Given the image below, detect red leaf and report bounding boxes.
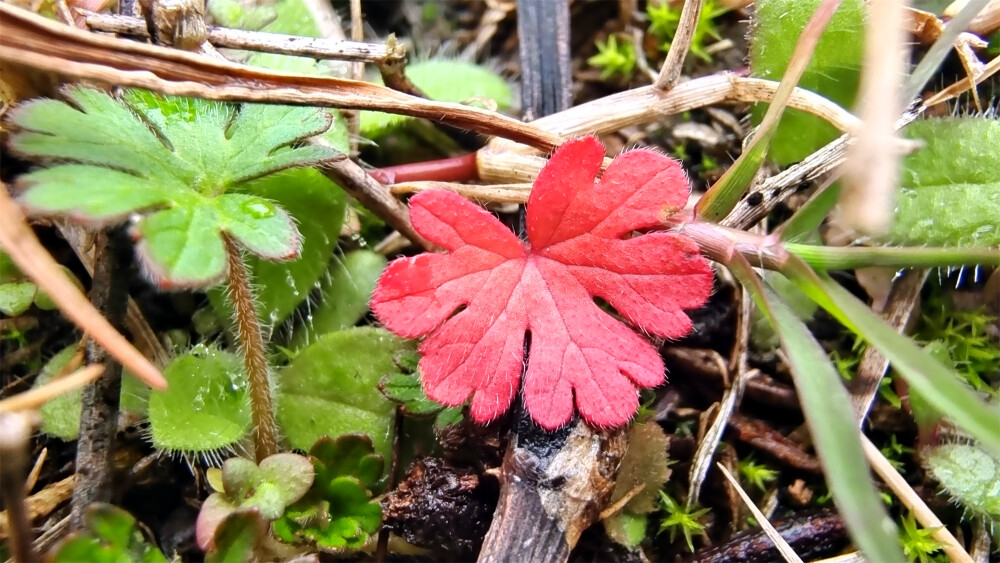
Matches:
[372,137,713,429]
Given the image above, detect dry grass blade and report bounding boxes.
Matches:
[860,436,973,563]
[390,181,532,204]
[839,0,909,236]
[716,462,804,563]
[0,186,165,389]
[0,364,104,413]
[0,3,563,152]
[922,54,1000,108]
[82,11,403,65]
[655,0,705,91]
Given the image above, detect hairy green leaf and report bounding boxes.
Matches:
[276,328,409,463]
[892,117,1000,247]
[8,86,338,287]
[147,347,251,454]
[286,249,386,350]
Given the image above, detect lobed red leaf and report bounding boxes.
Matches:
[371,137,713,429]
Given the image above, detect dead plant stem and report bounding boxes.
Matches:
[655,0,704,90]
[224,237,277,462]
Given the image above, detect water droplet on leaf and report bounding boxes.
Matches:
[242,200,276,219]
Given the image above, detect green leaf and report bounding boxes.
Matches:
[18,166,174,222]
[33,345,83,440]
[891,118,1000,247]
[922,442,1000,520]
[750,0,864,166]
[147,347,251,454]
[286,249,386,350]
[135,204,229,287]
[0,281,37,317]
[379,372,446,416]
[275,327,410,464]
[604,512,648,549]
[360,60,514,137]
[729,258,904,562]
[607,422,671,514]
[9,86,340,288]
[213,193,300,260]
[50,504,167,563]
[205,510,267,563]
[209,167,347,328]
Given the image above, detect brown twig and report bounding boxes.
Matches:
[82,10,403,65]
[655,0,705,91]
[71,229,130,528]
[312,140,431,250]
[223,237,277,462]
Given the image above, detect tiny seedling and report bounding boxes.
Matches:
[195,452,315,550]
[588,34,637,81]
[273,435,384,550]
[49,503,167,563]
[657,491,710,553]
[646,0,728,62]
[897,512,947,563]
[737,457,779,492]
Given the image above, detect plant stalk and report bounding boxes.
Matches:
[224,237,277,462]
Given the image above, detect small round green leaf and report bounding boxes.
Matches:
[0,281,37,317]
[147,347,251,454]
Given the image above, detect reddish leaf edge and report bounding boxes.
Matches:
[372,136,713,430]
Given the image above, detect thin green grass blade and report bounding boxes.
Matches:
[785,243,1000,270]
[729,256,903,563]
[784,259,1000,456]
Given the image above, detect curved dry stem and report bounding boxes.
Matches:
[0,3,563,152]
[0,185,165,390]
